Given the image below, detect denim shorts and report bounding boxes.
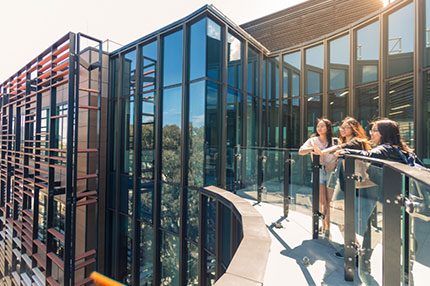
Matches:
[319,169,332,186]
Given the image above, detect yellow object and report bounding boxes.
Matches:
[90,272,126,286]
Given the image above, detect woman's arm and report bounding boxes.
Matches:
[319,145,341,155]
[299,138,314,155]
[338,145,389,160]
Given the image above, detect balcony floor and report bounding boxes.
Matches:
[249,200,363,286]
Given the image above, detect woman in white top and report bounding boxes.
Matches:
[299,118,338,238]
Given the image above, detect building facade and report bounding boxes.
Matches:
[1,0,430,285]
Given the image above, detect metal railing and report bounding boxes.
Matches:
[232,145,430,285]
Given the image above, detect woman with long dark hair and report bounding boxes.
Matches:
[339,118,425,284]
[299,118,338,237]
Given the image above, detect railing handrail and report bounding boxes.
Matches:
[344,154,430,186]
[233,145,299,152]
[202,186,271,286]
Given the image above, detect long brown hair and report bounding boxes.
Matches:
[340,117,371,150]
[314,118,334,147]
[372,118,413,153]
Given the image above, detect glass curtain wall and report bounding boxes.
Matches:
[386,2,414,147]
[328,34,349,127]
[305,44,323,138]
[423,0,430,165]
[355,20,379,133]
[266,57,279,147]
[282,51,301,148]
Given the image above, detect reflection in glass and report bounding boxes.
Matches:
[189,81,205,187]
[425,0,430,66]
[329,34,349,90]
[119,175,133,216]
[356,21,379,84]
[305,95,322,138]
[205,197,216,254]
[118,215,132,284]
[187,188,199,242]
[267,57,279,147]
[162,86,182,183]
[387,3,414,78]
[141,41,157,93]
[122,50,136,97]
[328,90,348,125]
[221,205,231,269]
[226,88,241,187]
[142,91,155,179]
[355,84,379,134]
[161,183,180,233]
[247,95,258,146]
[407,180,430,284]
[356,165,383,286]
[161,231,179,285]
[424,71,430,164]
[187,242,199,286]
[283,97,300,148]
[283,51,301,98]
[207,18,222,81]
[189,18,206,81]
[306,45,323,94]
[228,33,242,88]
[205,82,220,186]
[140,223,153,285]
[247,47,259,95]
[163,30,183,87]
[386,76,414,147]
[140,180,153,223]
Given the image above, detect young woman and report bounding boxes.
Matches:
[339,118,423,165]
[339,118,425,284]
[299,118,338,237]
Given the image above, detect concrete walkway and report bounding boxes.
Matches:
[249,200,362,286]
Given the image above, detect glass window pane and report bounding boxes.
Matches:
[207,18,222,81]
[186,188,199,242]
[247,47,259,94]
[189,81,205,187]
[283,97,300,148]
[205,197,216,254]
[227,33,242,88]
[247,95,258,147]
[119,175,133,216]
[162,86,182,184]
[283,51,301,98]
[329,34,349,90]
[110,100,117,172]
[161,183,180,233]
[160,231,179,285]
[268,56,279,100]
[187,242,199,286]
[425,0,430,66]
[122,50,136,97]
[355,84,379,134]
[305,95,322,138]
[356,21,379,84]
[205,82,220,186]
[141,41,157,93]
[140,223,153,285]
[140,180,153,223]
[142,91,155,180]
[163,30,183,87]
[226,88,241,186]
[221,205,231,267]
[305,44,323,95]
[386,76,414,147]
[122,96,134,174]
[328,90,348,125]
[387,3,414,78]
[118,215,132,284]
[189,18,206,81]
[266,100,279,148]
[423,71,430,164]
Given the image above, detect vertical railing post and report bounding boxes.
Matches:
[344,156,355,281]
[382,166,402,286]
[312,155,320,239]
[257,148,263,203]
[283,150,290,217]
